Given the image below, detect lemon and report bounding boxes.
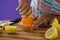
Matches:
[53,24,60,32]
[51,18,60,31]
[28,14,32,17]
[45,27,58,40]
[51,18,58,27]
[5,26,17,33]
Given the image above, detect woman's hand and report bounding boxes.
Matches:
[16,0,32,17]
[32,14,59,29]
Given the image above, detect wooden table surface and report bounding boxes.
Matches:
[0,26,60,40]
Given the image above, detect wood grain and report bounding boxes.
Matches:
[0,26,60,40]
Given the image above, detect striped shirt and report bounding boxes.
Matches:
[30,0,60,18]
[30,0,38,18]
[52,0,60,14]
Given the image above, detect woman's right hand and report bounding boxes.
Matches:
[16,0,32,17]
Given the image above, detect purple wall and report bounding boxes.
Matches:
[0,0,31,20]
[0,0,21,20]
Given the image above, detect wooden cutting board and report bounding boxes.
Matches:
[0,26,60,40]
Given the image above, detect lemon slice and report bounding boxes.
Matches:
[45,27,58,40]
[5,26,17,33]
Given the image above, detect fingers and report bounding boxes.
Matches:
[16,0,23,10]
[32,21,44,30]
[20,7,30,15]
[32,15,49,29]
[16,1,32,17]
[16,2,26,11]
[25,8,32,17]
[17,4,31,16]
[35,21,44,28]
[19,4,27,12]
[16,4,22,11]
[20,6,32,17]
[32,17,43,29]
[20,7,28,15]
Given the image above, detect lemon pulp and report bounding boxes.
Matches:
[45,27,58,40]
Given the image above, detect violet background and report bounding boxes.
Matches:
[0,0,31,20]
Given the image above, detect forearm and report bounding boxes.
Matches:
[19,0,29,3]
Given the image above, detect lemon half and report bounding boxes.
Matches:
[45,27,58,40]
